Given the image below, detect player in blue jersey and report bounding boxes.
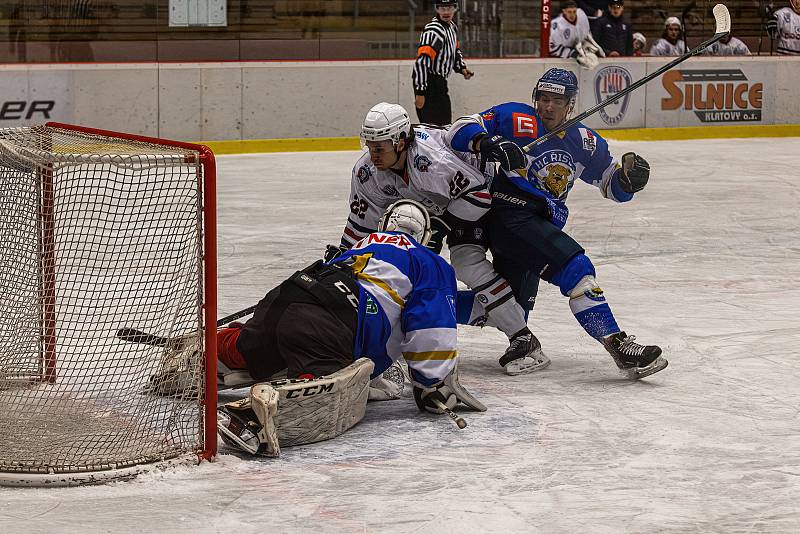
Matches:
[446,67,668,379]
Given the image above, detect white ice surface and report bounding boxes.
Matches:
[2,138,800,533]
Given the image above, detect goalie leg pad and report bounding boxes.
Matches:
[217,358,374,456]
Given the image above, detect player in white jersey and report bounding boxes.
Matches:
[549,0,605,69]
[330,102,549,375]
[767,1,800,55]
[650,17,686,56]
[702,34,751,56]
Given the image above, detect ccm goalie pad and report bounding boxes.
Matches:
[217,358,374,457]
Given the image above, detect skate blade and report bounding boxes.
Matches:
[504,354,552,376]
[624,356,668,380]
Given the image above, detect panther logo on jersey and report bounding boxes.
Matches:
[543,164,572,197]
[414,155,432,172]
[357,165,372,184]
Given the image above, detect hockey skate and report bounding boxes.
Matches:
[498,330,551,376]
[602,331,668,379]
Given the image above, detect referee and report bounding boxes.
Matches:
[412,0,474,126]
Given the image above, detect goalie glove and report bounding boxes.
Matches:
[583,34,606,57]
[617,152,651,193]
[478,134,526,172]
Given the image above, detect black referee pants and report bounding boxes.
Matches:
[416,74,452,126]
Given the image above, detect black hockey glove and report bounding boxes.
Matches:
[324,244,347,263]
[413,382,457,414]
[618,152,650,193]
[766,17,778,39]
[478,134,526,172]
[426,216,451,254]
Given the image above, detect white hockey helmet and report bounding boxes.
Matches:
[361,103,412,147]
[664,16,682,28]
[632,32,646,47]
[377,199,432,246]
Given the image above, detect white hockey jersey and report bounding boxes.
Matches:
[341,125,492,248]
[549,9,593,58]
[650,37,687,56]
[702,36,751,56]
[773,7,800,55]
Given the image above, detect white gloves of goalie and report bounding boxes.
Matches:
[575,36,605,70]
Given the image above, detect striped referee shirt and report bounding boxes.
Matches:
[412,16,467,94]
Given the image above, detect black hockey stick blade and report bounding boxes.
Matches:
[116,327,171,347]
[520,3,731,155]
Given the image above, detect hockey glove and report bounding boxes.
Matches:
[479,134,526,172]
[618,152,650,193]
[766,17,778,39]
[324,244,348,263]
[427,216,451,254]
[413,382,457,414]
[544,197,569,230]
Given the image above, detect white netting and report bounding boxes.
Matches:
[0,125,213,484]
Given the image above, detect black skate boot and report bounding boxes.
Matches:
[499,329,551,376]
[602,331,668,379]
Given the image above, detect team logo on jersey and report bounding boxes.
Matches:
[382,185,400,197]
[543,164,572,197]
[415,130,429,140]
[480,110,495,121]
[578,127,597,153]
[594,66,633,126]
[414,155,432,172]
[531,150,575,198]
[512,112,538,138]
[357,164,373,184]
[364,294,379,315]
[564,28,571,39]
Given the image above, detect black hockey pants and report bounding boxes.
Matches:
[416,74,452,126]
[236,261,359,380]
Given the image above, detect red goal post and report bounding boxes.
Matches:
[0,123,217,486]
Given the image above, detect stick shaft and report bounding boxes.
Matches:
[432,398,467,429]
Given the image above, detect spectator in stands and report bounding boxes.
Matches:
[703,33,751,56]
[632,32,647,56]
[650,17,686,56]
[577,0,607,18]
[591,0,633,56]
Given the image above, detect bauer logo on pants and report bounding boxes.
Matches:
[593,66,632,126]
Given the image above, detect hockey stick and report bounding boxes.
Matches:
[432,398,468,429]
[520,3,731,154]
[116,305,258,348]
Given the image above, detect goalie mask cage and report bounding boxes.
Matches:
[0,123,217,487]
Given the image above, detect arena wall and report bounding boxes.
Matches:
[1,57,798,143]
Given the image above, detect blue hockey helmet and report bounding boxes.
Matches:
[532,68,579,104]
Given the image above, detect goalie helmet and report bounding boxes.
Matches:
[361,103,412,147]
[377,199,432,246]
[532,68,579,105]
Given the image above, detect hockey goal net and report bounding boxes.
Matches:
[0,123,217,486]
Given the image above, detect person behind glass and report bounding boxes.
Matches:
[632,32,647,56]
[591,0,633,56]
[650,17,686,56]
[703,33,751,56]
[412,0,474,126]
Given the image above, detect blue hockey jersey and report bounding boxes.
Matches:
[448,102,634,225]
[331,232,458,388]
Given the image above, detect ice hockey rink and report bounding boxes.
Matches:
[1,136,798,533]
